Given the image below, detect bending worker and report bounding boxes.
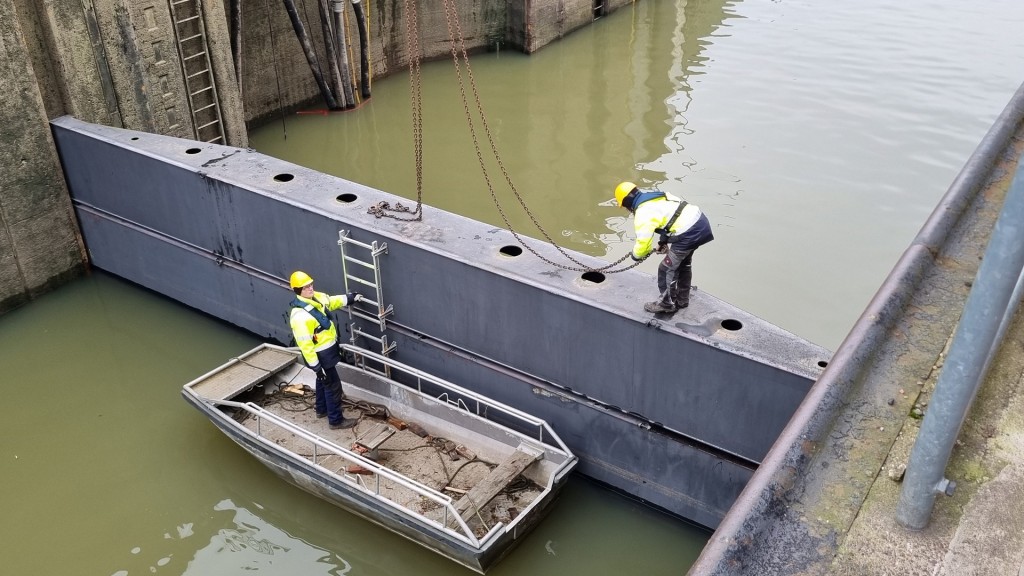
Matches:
[288,270,362,429]
[615,182,714,314]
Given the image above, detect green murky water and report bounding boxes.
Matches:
[4,0,1024,574]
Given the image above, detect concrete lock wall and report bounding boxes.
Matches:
[2,0,248,314]
[234,0,623,124]
[0,0,88,314]
[52,116,831,527]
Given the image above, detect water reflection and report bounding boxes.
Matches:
[250,0,743,259]
[6,0,1024,574]
[251,0,1024,349]
[181,499,351,575]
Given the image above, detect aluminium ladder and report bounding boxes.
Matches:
[168,0,226,144]
[338,230,396,374]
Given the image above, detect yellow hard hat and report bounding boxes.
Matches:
[289,270,314,289]
[614,182,638,207]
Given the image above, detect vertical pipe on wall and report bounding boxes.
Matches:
[330,0,356,108]
[230,0,243,93]
[350,0,371,99]
[282,0,339,109]
[317,0,346,107]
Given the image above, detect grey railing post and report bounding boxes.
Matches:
[895,157,1024,530]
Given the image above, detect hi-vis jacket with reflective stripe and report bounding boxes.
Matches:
[630,191,702,260]
[289,291,353,366]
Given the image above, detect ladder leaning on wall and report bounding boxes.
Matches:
[168,0,226,144]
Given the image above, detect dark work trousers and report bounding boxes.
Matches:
[657,213,714,306]
[313,340,346,425]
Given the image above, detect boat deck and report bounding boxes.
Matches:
[232,385,546,537]
[190,347,295,401]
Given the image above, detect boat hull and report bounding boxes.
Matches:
[181,344,577,573]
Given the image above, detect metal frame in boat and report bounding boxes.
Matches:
[182,343,577,573]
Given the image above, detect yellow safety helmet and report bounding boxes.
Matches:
[614,181,638,207]
[289,270,314,289]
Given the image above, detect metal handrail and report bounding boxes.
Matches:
[339,343,574,456]
[896,155,1024,529]
[211,396,483,547]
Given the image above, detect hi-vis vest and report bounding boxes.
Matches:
[289,292,347,366]
[630,191,702,260]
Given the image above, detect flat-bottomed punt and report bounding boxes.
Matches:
[182,343,577,573]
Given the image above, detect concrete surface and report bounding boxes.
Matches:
[689,82,1024,574]
[830,301,1024,576]
[0,0,87,315]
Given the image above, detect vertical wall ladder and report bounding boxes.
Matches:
[338,230,396,371]
[168,0,226,144]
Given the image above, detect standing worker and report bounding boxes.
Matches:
[288,271,362,429]
[615,182,714,314]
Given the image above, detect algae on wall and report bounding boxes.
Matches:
[0,0,87,315]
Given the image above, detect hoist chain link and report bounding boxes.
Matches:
[377,0,644,273]
[371,0,424,222]
[441,0,644,273]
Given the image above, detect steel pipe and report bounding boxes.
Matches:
[896,156,1024,530]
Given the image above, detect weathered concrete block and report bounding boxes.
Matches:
[0,0,87,314]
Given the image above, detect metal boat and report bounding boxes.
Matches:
[182,343,577,573]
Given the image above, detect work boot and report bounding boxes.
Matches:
[645,285,677,314]
[643,297,675,311]
[329,417,358,430]
[643,300,677,314]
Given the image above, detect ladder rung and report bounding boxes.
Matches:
[342,255,375,270]
[205,136,225,143]
[339,236,379,251]
[353,329,396,355]
[190,86,214,97]
[193,102,217,113]
[176,15,200,25]
[196,119,221,130]
[186,68,210,79]
[172,0,193,5]
[183,51,207,61]
[347,276,378,289]
[180,33,203,43]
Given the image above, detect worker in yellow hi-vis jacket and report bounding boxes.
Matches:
[288,270,361,429]
[615,182,714,314]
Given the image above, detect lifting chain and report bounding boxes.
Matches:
[374,0,649,273]
[369,0,424,222]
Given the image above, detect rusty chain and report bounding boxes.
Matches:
[370,0,423,221]
[372,0,647,273]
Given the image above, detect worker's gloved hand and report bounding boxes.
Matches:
[308,362,322,374]
[656,243,669,254]
[346,292,363,304]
